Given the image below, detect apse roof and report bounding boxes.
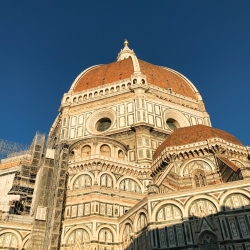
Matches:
[153,124,244,160]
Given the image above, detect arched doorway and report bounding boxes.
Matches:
[198,231,219,250]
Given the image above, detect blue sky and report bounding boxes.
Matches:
[0,1,250,146]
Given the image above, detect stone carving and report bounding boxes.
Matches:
[0,233,18,248]
[224,194,250,211]
[189,199,216,217]
[157,204,182,221]
[183,160,213,176]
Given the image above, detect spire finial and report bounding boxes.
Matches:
[124,39,129,47]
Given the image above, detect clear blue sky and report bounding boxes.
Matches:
[0,1,250,146]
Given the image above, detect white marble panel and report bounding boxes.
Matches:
[128,102,133,113]
[71,116,76,126]
[156,117,162,127]
[128,114,134,125]
[151,140,157,149]
[71,206,77,217]
[147,103,153,113]
[155,105,161,115]
[120,104,125,115]
[130,151,135,161]
[100,203,105,215]
[61,129,65,139]
[85,203,90,215]
[70,128,75,139]
[78,204,84,217]
[107,204,112,216]
[148,115,154,125]
[120,116,125,127]
[78,115,83,125]
[77,126,83,137]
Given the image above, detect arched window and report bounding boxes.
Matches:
[137,213,147,231]
[100,144,111,157]
[73,174,92,189]
[69,150,75,160]
[123,224,133,249]
[81,145,91,157]
[98,228,113,243]
[224,194,250,211]
[100,174,113,188]
[156,204,182,221]
[118,150,124,160]
[0,233,19,249]
[119,178,141,193]
[199,233,218,250]
[189,199,217,217]
[67,229,89,247]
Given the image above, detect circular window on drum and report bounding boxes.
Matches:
[166,118,179,131]
[86,109,115,134]
[96,118,111,132]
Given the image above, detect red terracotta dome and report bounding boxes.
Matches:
[153,125,243,160]
[72,56,197,99]
[73,58,134,92]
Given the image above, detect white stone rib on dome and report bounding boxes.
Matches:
[68,64,103,92]
[161,66,200,96]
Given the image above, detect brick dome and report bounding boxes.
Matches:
[72,57,197,99]
[153,125,243,160]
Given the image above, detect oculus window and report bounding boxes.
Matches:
[166,118,178,131]
[96,118,111,132]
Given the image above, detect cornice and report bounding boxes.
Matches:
[67,156,151,179]
[69,136,128,153]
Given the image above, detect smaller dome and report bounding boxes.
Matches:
[153,125,243,160]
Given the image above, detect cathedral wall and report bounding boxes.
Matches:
[0,222,31,249]
[118,180,250,250]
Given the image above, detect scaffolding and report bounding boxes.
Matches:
[24,117,70,250]
[1,122,69,250]
[27,142,69,250]
[0,133,46,216]
[0,139,30,161]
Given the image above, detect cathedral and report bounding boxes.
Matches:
[0,40,250,250]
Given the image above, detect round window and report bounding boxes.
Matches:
[86,109,115,134]
[166,119,178,131]
[96,118,111,132]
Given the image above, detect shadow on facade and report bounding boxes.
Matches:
[123,204,250,250]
